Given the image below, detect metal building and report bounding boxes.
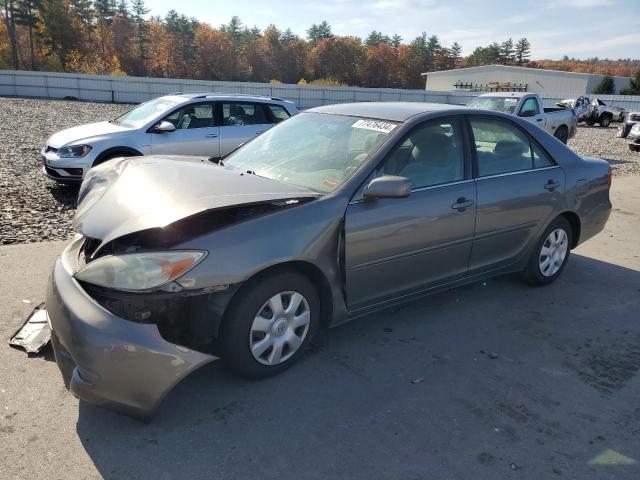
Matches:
[422,64,631,96]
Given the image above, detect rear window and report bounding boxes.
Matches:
[267,105,291,123]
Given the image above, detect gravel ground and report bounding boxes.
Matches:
[1,96,639,245]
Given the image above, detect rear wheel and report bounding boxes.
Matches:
[617,123,631,138]
[554,126,569,144]
[220,271,320,379]
[598,114,612,128]
[523,217,572,286]
[585,116,597,126]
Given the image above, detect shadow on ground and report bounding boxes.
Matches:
[75,254,640,480]
[47,183,79,209]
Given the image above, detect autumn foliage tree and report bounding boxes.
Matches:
[1,6,639,90]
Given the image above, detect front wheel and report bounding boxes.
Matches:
[554,126,568,144]
[598,114,611,128]
[220,271,320,379]
[523,218,572,286]
[617,123,631,138]
[630,144,640,153]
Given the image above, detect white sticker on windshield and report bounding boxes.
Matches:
[352,119,397,134]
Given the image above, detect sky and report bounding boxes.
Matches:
[146,0,640,60]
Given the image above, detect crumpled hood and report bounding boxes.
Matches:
[74,156,320,247]
[46,121,132,148]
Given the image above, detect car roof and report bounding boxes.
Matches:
[165,92,292,103]
[307,102,466,122]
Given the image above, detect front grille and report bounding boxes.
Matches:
[62,168,83,176]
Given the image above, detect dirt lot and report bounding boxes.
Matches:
[0,96,639,245]
[0,176,639,480]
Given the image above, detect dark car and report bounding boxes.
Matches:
[46,102,612,419]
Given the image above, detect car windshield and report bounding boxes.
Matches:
[223,112,398,193]
[468,96,519,114]
[111,96,183,128]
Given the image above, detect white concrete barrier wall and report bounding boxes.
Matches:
[1,70,640,111]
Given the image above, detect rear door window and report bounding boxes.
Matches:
[470,118,554,177]
[222,103,269,126]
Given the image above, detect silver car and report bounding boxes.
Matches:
[45,102,612,420]
[41,93,298,183]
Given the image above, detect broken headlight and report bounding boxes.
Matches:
[74,251,206,292]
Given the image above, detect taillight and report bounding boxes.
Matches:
[608,167,612,188]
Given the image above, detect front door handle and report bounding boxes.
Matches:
[544,180,561,191]
[256,131,265,135]
[206,133,218,138]
[536,118,543,122]
[451,197,474,211]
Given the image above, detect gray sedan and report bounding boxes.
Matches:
[46,102,612,419]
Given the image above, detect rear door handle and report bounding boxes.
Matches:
[544,180,561,191]
[536,118,543,122]
[206,133,218,138]
[451,197,474,211]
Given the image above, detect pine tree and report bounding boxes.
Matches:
[500,38,515,65]
[390,34,402,48]
[94,0,116,54]
[515,37,531,65]
[130,0,149,61]
[365,30,389,47]
[449,41,462,68]
[306,20,331,46]
[281,28,297,44]
[116,0,129,19]
[593,75,615,94]
[70,0,94,49]
[15,0,41,69]
[2,0,20,68]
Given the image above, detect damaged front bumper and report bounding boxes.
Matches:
[46,255,217,420]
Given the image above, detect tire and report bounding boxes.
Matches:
[617,123,631,138]
[598,114,611,128]
[220,270,320,379]
[523,217,572,286]
[630,144,640,153]
[585,117,597,126]
[553,126,568,144]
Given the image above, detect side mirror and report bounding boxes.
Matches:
[520,110,536,118]
[363,176,411,199]
[153,121,176,133]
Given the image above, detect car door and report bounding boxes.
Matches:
[468,116,566,274]
[519,96,546,129]
[150,102,220,157]
[218,102,274,157]
[344,116,477,310]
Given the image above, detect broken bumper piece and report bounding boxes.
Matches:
[9,303,51,354]
[46,256,217,420]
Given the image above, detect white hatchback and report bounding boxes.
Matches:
[41,93,298,183]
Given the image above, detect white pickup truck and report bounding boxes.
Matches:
[468,92,578,143]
